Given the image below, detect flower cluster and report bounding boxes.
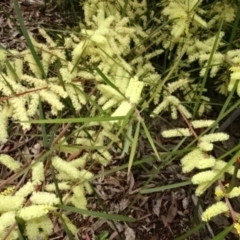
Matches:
[151,79,192,119]
[0,153,92,239]
[201,201,229,222]
[162,0,207,39]
[161,126,234,196]
[0,0,239,238]
[229,64,240,96]
[161,119,240,228]
[0,0,163,145]
[215,185,240,200]
[160,0,237,98]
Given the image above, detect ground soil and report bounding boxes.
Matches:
[1,1,240,239]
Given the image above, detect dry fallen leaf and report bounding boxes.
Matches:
[119,198,130,212]
[91,219,106,232]
[153,198,163,217]
[161,214,168,227]
[182,197,189,210]
[127,171,135,194]
[166,199,178,224]
[161,194,178,227]
[124,225,136,240]
[150,234,159,240]
[31,142,42,156]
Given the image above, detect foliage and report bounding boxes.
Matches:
[0,0,240,239]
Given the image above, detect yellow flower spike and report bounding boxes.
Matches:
[235,213,240,223]
[200,132,229,143]
[0,211,16,236]
[161,128,192,138]
[234,223,240,236]
[192,170,217,184]
[195,182,210,196]
[214,185,225,200]
[0,195,25,213]
[202,201,229,222]
[213,183,240,200]
[17,205,56,221]
[0,186,15,196]
[226,186,240,199]
[125,76,144,104]
[0,154,22,171]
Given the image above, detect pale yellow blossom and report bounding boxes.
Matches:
[202,201,228,221]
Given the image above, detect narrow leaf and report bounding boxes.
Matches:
[141,120,161,161]
[141,180,192,194]
[58,205,135,222]
[22,116,125,124]
[120,123,133,158]
[13,0,47,79]
[59,215,75,240]
[211,225,233,240]
[95,67,125,98]
[174,222,206,240]
[128,120,140,177]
